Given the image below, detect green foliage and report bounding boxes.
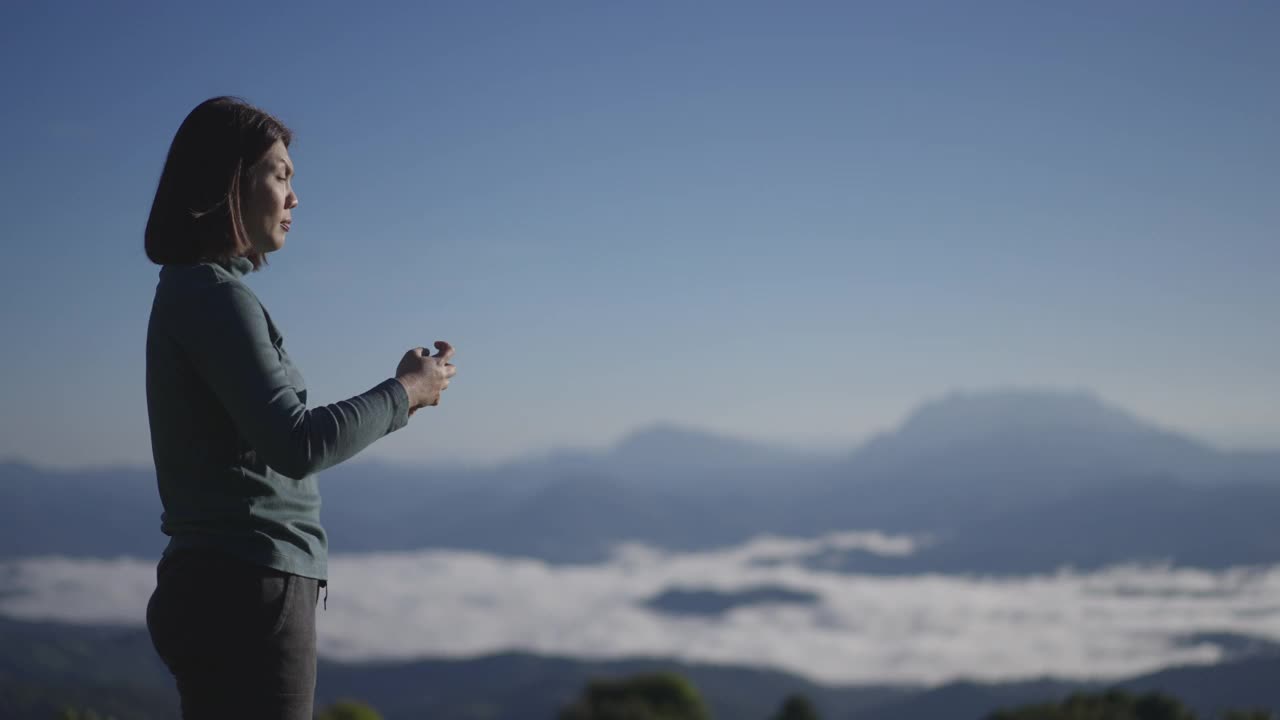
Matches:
[989,689,1196,720]
[772,693,821,720]
[559,671,712,720]
[315,698,384,720]
[57,708,112,720]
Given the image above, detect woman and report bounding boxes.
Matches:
[142,96,456,719]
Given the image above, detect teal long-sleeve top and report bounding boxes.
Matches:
[145,255,410,580]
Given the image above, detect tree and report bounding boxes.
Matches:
[58,708,110,720]
[315,699,384,720]
[559,671,712,720]
[988,689,1196,720]
[772,693,821,720]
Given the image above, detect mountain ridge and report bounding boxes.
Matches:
[2,388,1277,570]
[3,387,1277,477]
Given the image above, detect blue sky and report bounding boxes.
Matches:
[1,1,1276,468]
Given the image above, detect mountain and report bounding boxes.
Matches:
[847,389,1277,491]
[3,389,1278,571]
[1,616,1278,720]
[802,476,1280,575]
[0,460,163,559]
[808,389,1280,532]
[511,422,833,494]
[307,388,1280,570]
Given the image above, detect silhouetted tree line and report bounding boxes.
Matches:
[555,670,819,720]
[988,689,1274,720]
[54,680,1277,720]
[316,698,385,720]
[558,671,712,720]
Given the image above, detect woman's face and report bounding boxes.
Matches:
[242,140,298,255]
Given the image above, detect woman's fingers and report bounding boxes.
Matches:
[433,340,454,364]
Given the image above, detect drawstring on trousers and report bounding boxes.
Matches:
[323,584,328,610]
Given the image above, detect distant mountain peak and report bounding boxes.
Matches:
[608,422,823,470]
[898,387,1152,440]
[842,387,1237,491]
[615,422,754,452]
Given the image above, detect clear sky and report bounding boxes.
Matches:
[1,1,1276,469]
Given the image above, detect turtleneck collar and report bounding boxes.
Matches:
[215,255,255,279]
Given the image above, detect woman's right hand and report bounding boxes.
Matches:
[396,341,456,415]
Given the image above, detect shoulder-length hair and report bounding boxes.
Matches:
[144,96,293,271]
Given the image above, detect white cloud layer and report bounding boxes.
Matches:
[3,530,1280,686]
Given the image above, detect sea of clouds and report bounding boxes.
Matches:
[3,530,1280,686]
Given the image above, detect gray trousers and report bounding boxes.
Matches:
[146,549,322,720]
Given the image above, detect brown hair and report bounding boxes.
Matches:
[144,96,293,270]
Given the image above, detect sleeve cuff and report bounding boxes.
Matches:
[381,377,411,433]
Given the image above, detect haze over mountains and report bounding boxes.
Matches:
[2,388,1278,572]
